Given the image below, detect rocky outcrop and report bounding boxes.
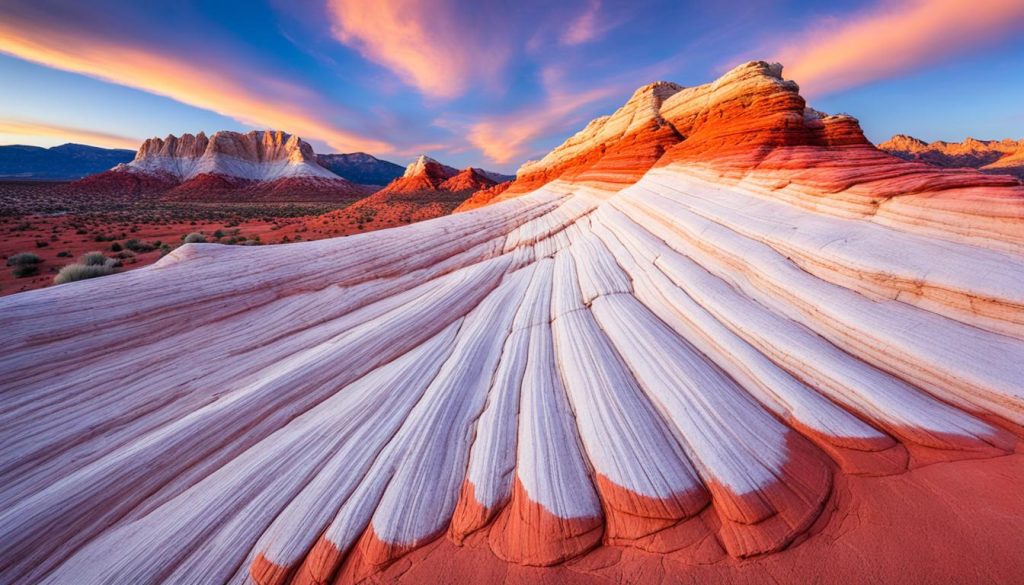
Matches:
[315,158,501,233]
[880,134,1024,179]
[71,130,372,202]
[1,61,1023,585]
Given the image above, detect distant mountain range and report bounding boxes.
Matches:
[879,135,1024,179]
[0,143,135,180]
[316,153,405,187]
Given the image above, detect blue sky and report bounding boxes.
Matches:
[1,0,1022,172]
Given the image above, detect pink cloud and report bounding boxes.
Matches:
[561,0,606,46]
[0,8,392,153]
[0,119,140,150]
[326,0,511,99]
[468,86,618,165]
[776,0,1024,95]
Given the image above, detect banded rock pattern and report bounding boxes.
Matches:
[1,61,1023,584]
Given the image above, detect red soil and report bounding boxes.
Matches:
[341,452,1024,584]
[0,182,390,297]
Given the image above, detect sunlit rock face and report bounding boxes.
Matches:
[322,156,511,231]
[2,61,1023,584]
[72,130,374,202]
[880,134,1024,179]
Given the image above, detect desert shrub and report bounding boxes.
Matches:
[158,244,173,257]
[57,251,71,258]
[12,265,39,278]
[182,232,206,244]
[110,242,123,252]
[213,229,225,239]
[6,253,41,266]
[124,239,156,253]
[35,240,49,248]
[80,251,109,266]
[53,263,117,285]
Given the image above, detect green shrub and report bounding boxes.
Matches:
[12,265,39,278]
[57,251,71,258]
[182,232,206,244]
[124,239,156,253]
[53,263,117,285]
[6,252,41,266]
[110,242,123,252]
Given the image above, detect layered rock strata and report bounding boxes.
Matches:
[1,62,1022,584]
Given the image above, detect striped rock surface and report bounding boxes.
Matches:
[1,61,1023,584]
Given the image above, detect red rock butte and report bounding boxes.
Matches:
[1,61,1023,584]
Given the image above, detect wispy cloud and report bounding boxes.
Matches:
[0,4,392,153]
[326,0,511,99]
[561,0,610,46]
[0,119,140,149]
[467,71,619,165]
[775,0,1024,95]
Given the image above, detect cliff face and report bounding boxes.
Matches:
[71,130,373,202]
[125,130,340,181]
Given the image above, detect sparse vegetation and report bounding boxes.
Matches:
[124,239,156,253]
[182,232,206,244]
[80,251,110,266]
[53,263,118,284]
[12,264,39,278]
[53,252,119,285]
[6,252,41,266]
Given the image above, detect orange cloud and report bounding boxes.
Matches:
[776,0,1024,95]
[0,12,392,153]
[468,86,617,165]
[326,0,510,99]
[0,119,141,150]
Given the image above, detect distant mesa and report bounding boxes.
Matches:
[0,143,134,180]
[72,130,375,203]
[879,134,1024,179]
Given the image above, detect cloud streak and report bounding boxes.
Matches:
[776,0,1024,95]
[561,0,608,46]
[0,119,140,150]
[327,0,510,99]
[467,86,618,165]
[0,4,392,153]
